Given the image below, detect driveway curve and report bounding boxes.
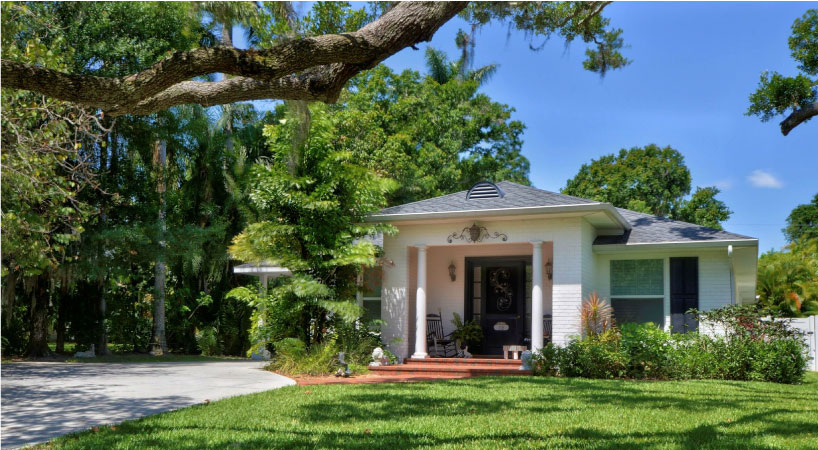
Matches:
[1,361,294,448]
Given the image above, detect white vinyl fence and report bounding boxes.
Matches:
[787,315,818,372]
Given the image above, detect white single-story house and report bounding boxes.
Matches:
[361,181,759,359]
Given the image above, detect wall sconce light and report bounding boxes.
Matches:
[545,258,553,280]
[448,261,456,282]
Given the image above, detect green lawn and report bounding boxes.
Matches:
[44,373,818,449]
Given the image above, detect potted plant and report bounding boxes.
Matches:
[451,312,483,355]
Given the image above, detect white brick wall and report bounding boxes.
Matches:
[551,221,583,346]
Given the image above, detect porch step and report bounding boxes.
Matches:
[371,357,532,378]
[370,364,531,377]
[404,357,523,367]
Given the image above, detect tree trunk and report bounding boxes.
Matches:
[55,296,66,354]
[151,139,168,355]
[25,274,51,357]
[2,267,17,329]
[96,282,111,356]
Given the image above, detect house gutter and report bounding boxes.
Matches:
[366,202,632,231]
[592,238,759,252]
[728,245,736,305]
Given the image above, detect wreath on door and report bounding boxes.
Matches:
[489,268,513,312]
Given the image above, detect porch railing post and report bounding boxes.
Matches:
[531,241,544,353]
[412,245,429,359]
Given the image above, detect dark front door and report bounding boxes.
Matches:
[670,257,699,332]
[477,261,526,355]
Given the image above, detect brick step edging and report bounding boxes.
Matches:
[403,358,523,366]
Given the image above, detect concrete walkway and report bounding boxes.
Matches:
[1,361,294,448]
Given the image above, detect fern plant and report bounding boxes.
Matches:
[451,312,483,345]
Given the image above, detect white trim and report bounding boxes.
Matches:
[234,263,292,276]
[594,239,758,252]
[367,203,632,231]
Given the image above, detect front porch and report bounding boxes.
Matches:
[406,241,557,359]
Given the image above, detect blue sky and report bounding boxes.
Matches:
[242,2,818,252]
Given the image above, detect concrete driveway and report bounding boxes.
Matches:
[1,361,294,448]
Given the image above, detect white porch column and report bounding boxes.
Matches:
[531,241,544,353]
[412,245,429,359]
[260,275,269,295]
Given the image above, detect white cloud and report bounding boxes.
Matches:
[747,170,782,189]
[713,179,733,190]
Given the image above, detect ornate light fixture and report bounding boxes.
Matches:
[546,258,553,280]
[447,223,508,244]
[448,261,456,282]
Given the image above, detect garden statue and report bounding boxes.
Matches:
[369,347,389,366]
[460,345,473,359]
[520,350,533,371]
[335,352,351,377]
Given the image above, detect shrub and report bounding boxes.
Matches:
[195,326,220,356]
[532,342,558,376]
[620,322,671,379]
[750,337,809,384]
[533,305,809,384]
[556,330,627,379]
[268,338,339,376]
[329,317,382,367]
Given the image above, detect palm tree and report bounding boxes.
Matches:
[424,47,498,86]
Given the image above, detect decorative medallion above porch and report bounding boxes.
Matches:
[447,223,508,244]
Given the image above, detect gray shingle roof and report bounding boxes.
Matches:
[376,181,596,215]
[374,181,757,246]
[593,208,756,245]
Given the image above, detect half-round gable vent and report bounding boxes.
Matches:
[466,181,505,200]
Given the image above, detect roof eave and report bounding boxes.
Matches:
[367,203,632,231]
[593,238,759,252]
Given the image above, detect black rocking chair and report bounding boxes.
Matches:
[426,313,458,357]
[544,314,553,343]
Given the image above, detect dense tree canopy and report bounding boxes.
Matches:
[332,51,530,205]
[562,144,732,229]
[747,9,818,135]
[784,193,818,244]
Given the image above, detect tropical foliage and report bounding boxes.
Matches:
[579,292,615,338]
[757,239,818,317]
[755,194,818,317]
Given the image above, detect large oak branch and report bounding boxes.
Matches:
[1,2,466,115]
[780,101,818,136]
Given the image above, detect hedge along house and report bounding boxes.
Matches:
[363,181,759,359]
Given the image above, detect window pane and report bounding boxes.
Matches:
[611,259,663,296]
[473,266,481,282]
[363,299,381,322]
[611,298,663,325]
[362,267,382,297]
